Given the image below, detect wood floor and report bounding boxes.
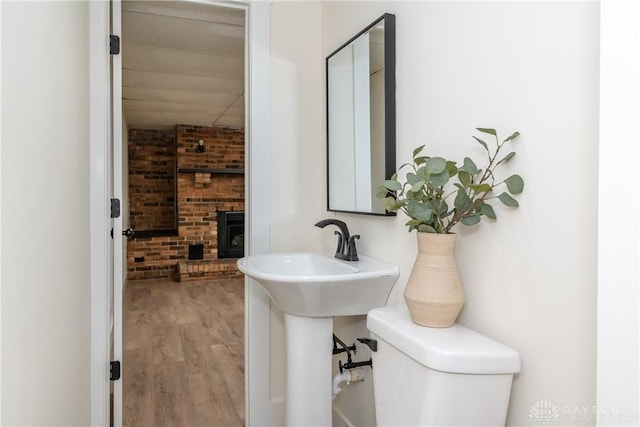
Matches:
[123,278,245,427]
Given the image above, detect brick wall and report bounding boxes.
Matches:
[127,125,245,281]
[128,129,176,231]
[176,125,244,170]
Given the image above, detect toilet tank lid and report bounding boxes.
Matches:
[367,306,521,375]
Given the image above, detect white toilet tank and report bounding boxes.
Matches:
[367,306,521,426]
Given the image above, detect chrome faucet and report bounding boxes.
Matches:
[314,219,359,261]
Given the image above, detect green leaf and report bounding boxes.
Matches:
[416,166,429,181]
[391,172,397,180]
[472,136,489,152]
[383,180,402,191]
[406,173,420,185]
[405,219,423,227]
[425,157,447,174]
[417,224,437,233]
[496,151,516,166]
[470,183,491,193]
[406,200,433,222]
[414,156,428,165]
[384,197,405,211]
[504,174,524,194]
[427,199,449,216]
[375,185,389,199]
[498,192,519,207]
[460,214,481,226]
[476,128,497,136]
[503,131,520,143]
[458,170,471,187]
[454,188,471,210]
[429,170,451,187]
[420,225,437,233]
[459,157,479,175]
[481,202,497,219]
[445,161,458,177]
[412,145,425,158]
[406,190,423,201]
[410,180,426,193]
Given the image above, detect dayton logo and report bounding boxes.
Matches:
[529,400,560,426]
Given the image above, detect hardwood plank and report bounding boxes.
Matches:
[152,323,185,365]
[123,310,152,351]
[178,323,208,375]
[167,362,200,427]
[211,343,245,421]
[123,278,245,427]
[206,356,244,426]
[188,373,229,427]
[152,365,175,426]
[123,347,153,427]
[124,281,152,304]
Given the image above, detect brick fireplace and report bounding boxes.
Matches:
[127,125,245,282]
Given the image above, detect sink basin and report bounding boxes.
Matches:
[237,252,399,317]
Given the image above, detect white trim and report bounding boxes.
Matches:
[198,0,250,10]
[111,1,123,426]
[245,2,273,425]
[89,1,111,425]
[0,1,3,420]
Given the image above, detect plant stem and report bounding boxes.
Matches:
[444,134,503,232]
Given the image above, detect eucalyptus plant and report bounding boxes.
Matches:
[376,128,524,233]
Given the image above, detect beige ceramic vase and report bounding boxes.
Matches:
[404,232,464,327]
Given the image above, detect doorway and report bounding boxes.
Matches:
[120,2,246,425]
[90,2,272,425]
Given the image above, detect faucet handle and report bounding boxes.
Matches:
[347,235,360,261]
[334,230,345,255]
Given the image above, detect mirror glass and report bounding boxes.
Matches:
[326,13,395,216]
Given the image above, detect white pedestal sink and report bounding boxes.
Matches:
[238,252,399,427]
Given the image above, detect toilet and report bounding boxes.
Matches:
[367,305,521,426]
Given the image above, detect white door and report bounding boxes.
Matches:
[110,0,124,425]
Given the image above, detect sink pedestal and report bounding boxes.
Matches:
[284,313,333,427]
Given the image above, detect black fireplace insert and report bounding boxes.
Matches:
[217,211,244,259]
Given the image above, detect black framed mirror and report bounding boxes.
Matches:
[326,13,396,216]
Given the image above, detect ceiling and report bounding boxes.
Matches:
[122,1,245,130]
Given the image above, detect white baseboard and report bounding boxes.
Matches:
[270,398,285,426]
[269,397,361,426]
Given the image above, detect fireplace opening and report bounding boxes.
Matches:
[217,211,244,259]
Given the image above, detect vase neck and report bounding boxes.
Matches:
[416,233,457,255]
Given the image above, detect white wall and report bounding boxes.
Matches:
[270,2,324,253]
[1,2,91,425]
[598,1,640,425]
[269,1,325,420]
[322,2,599,426]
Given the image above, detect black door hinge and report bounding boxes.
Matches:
[110,35,120,55]
[110,198,121,218]
[110,361,121,381]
